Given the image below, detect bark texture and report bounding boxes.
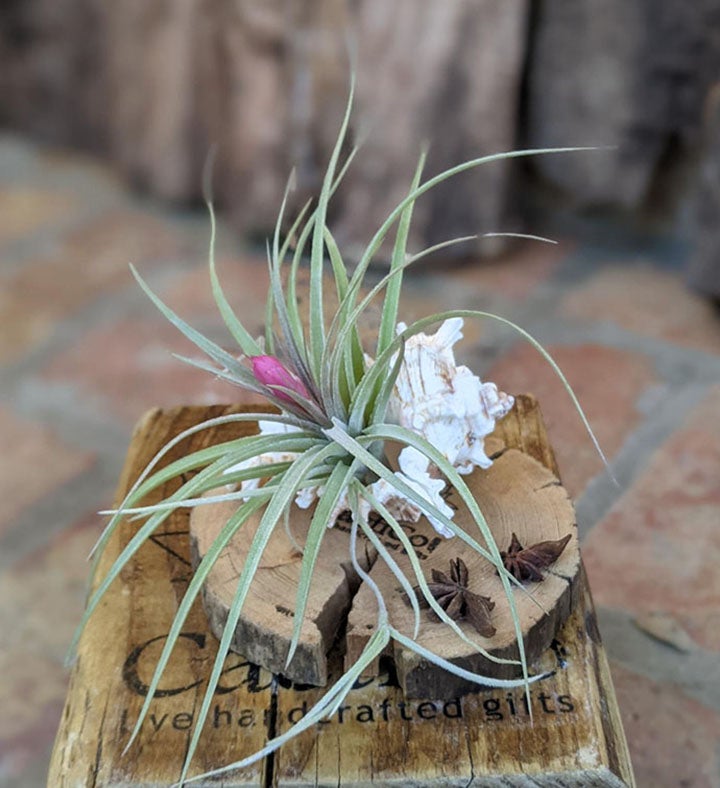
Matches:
[3,0,720,285]
[526,0,720,208]
[689,85,720,299]
[0,0,529,257]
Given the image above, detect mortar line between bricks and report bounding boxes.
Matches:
[0,464,122,571]
[0,262,208,381]
[574,382,713,540]
[596,605,720,714]
[419,315,710,386]
[0,203,129,277]
[460,297,720,395]
[0,244,260,389]
[500,317,720,380]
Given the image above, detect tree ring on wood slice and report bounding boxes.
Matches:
[346,446,580,698]
[190,444,579,694]
[189,492,375,686]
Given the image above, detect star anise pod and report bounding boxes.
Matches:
[412,557,496,638]
[501,532,571,583]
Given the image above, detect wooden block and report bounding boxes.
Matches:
[274,575,632,787]
[49,398,635,787]
[49,406,274,787]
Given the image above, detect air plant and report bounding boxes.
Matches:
[70,80,605,786]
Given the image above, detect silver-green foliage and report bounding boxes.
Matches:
[71,80,605,786]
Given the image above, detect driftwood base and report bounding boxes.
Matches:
[49,401,635,787]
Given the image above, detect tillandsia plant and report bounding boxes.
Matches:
[70,80,607,786]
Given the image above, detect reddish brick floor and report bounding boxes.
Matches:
[2,135,719,786]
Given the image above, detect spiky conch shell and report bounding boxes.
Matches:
[226,318,514,537]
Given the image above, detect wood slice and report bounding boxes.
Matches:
[190,494,375,687]
[190,397,579,695]
[346,447,580,698]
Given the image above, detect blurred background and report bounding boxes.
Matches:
[1,2,720,786]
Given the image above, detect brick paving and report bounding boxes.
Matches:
[1,133,720,787]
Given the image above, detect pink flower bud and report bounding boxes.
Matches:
[250,355,310,402]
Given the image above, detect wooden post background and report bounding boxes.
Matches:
[49,397,635,786]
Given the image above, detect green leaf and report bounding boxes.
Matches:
[282,503,304,555]
[360,422,531,683]
[124,496,266,752]
[345,487,387,630]
[355,480,518,664]
[267,169,316,386]
[329,234,477,427]
[265,192,312,355]
[87,422,317,570]
[389,628,551,689]
[175,442,344,785]
[326,422,485,550]
[323,225,350,300]
[205,198,263,356]
[325,423,532,601]
[286,459,360,667]
[308,75,355,378]
[178,627,390,785]
[325,420,537,690]
[131,265,256,379]
[284,149,358,358]
[265,383,330,426]
[271,197,312,356]
[351,496,531,690]
[345,146,605,310]
[361,308,612,474]
[272,168,297,272]
[350,481,420,639]
[92,434,254,522]
[171,353,321,428]
[266,240,316,395]
[376,150,426,356]
[350,336,404,434]
[264,284,276,355]
[480,231,557,245]
[169,352,268,396]
[320,227,353,417]
[280,148,361,409]
[349,490,527,692]
[325,230,553,382]
[71,433,321,659]
[104,464,292,516]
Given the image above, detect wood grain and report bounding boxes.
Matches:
[49,397,635,786]
[274,575,632,787]
[191,408,579,692]
[0,1,530,257]
[48,405,274,787]
[190,491,374,686]
[345,446,580,697]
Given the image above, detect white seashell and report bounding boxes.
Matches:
[388,318,514,467]
[365,471,455,538]
[294,486,318,510]
[380,318,514,535]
